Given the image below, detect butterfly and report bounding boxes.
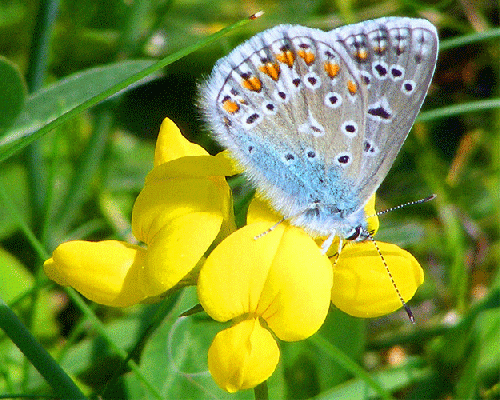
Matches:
[200,17,438,250]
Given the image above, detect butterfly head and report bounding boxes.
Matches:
[290,200,369,241]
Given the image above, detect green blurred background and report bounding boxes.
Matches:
[0,0,499,399]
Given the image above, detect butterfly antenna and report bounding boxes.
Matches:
[254,217,286,240]
[375,194,436,218]
[366,233,416,324]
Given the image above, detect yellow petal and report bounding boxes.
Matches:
[364,194,379,235]
[208,317,279,392]
[198,222,332,341]
[150,155,239,180]
[154,118,208,166]
[198,222,281,322]
[44,240,147,307]
[331,241,424,318]
[132,176,227,245]
[143,212,223,296]
[256,225,333,341]
[215,150,244,175]
[246,196,283,226]
[152,118,239,175]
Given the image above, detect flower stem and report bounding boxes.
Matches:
[254,380,269,400]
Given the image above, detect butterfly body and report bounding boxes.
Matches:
[201,17,438,241]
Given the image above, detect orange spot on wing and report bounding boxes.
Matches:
[259,62,280,80]
[222,98,240,113]
[298,50,315,65]
[356,49,368,61]
[347,80,357,95]
[324,62,340,78]
[241,76,262,92]
[276,50,295,67]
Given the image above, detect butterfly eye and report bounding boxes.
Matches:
[346,226,362,240]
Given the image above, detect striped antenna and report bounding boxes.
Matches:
[375,194,436,218]
[366,233,415,323]
[364,194,436,323]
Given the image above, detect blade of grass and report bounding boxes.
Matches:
[25,0,61,240]
[310,334,395,400]
[0,180,48,260]
[51,0,158,242]
[0,297,86,399]
[0,13,259,163]
[98,290,183,398]
[418,99,500,122]
[52,103,114,240]
[440,27,500,51]
[67,287,163,400]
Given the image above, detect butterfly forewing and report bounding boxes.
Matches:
[333,18,438,203]
[202,24,370,217]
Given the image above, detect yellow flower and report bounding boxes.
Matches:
[44,118,238,306]
[198,198,333,391]
[199,195,424,391]
[43,116,425,393]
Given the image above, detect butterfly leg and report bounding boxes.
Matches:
[321,233,336,255]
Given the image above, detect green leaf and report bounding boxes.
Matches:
[0,247,32,304]
[0,59,155,160]
[0,14,256,163]
[456,308,500,399]
[0,163,29,240]
[316,358,432,399]
[282,310,366,398]
[0,57,26,135]
[139,287,249,399]
[0,247,57,340]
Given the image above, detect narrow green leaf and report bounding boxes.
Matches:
[310,334,394,400]
[0,297,86,399]
[418,99,500,122]
[0,59,155,151]
[316,359,432,400]
[0,163,29,240]
[0,57,26,135]
[440,27,500,51]
[0,14,256,163]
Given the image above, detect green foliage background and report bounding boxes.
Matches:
[0,0,499,399]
